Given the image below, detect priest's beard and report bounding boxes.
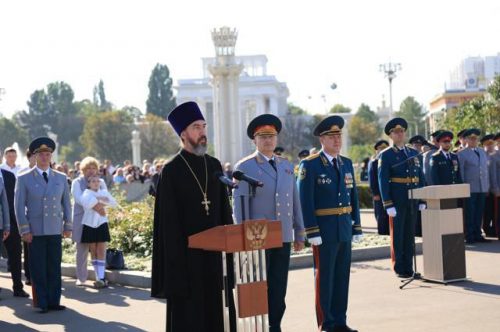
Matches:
[186,136,208,156]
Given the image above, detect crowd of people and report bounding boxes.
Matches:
[0,99,499,331]
[0,140,136,313]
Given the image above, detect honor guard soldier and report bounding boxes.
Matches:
[368,140,390,235]
[457,129,490,243]
[481,134,499,237]
[429,131,462,185]
[14,137,72,313]
[297,115,361,332]
[377,118,425,278]
[233,114,305,332]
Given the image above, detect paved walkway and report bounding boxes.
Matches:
[2,240,500,331]
[1,210,499,332]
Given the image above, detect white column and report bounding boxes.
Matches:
[131,130,141,166]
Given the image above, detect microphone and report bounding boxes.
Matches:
[233,170,264,187]
[215,172,239,189]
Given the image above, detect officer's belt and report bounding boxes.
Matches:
[315,206,352,216]
[390,177,419,184]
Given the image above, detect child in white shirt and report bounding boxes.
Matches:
[80,175,117,288]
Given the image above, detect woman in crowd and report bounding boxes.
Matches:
[71,157,108,286]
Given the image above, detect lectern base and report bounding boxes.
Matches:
[421,276,469,285]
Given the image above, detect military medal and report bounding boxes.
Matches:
[179,153,211,216]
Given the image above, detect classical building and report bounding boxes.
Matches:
[176,37,289,164]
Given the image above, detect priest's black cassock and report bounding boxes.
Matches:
[151,149,236,332]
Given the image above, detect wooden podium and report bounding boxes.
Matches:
[411,184,470,284]
[189,219,282,332]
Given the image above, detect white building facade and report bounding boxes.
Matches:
[176,54,289,164]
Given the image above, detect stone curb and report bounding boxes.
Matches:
[289,243,422,270]
[1,242,422,289]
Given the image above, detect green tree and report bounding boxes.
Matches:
[146,63,176,118]
[356,103,379,123]
[139,113,179,161]
[80,110,133,163]
[93,80,111,110]
[347,144,373,164]
[348,116,380,145]
[395,97,427,136]
[348,104,381,145]
[488,75,500,101]
[0,117,29,150]
[14,82,80,142]
[279,104,315,158]
[329,104,352,114]
[444,96,499,134]
[122,105,143,120]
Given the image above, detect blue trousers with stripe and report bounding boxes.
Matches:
[313,241,351,329]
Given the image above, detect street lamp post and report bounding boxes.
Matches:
[379,62,402,117]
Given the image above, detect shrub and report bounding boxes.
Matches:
[357,184,373,209]
[107,191,154,257]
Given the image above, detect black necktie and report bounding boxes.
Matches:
[332,157,338,170]
[43,171,48,183]
[473,149,480,160]
[269,159,277,172]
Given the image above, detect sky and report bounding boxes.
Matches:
[0,0,499,118]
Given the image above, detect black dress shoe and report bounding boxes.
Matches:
[48,305,66,311]
[13,290,30,298]
[25,280,32,286]
[38,308,49,314]
[397,273,411,278]
[476,237,491,243]
[332,325,358,332]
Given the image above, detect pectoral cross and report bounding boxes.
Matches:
[202,194,211,216]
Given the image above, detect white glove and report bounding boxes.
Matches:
[352,234,363,243]
[386,207,397,217]
[308,236,322,246]
[419,204,426,211]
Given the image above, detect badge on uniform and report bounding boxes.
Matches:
[452,159,458,172]
[413,157,420,167]
[317,174,331,185]
[299,167,306,180]
[345,172,354,188]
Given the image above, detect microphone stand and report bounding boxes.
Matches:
[400,155,422,289]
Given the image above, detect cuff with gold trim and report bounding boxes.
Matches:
[305,226,320,239]
[352,224,363,235]
[382,200,394,208]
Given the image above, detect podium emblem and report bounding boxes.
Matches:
[244,220,269,250]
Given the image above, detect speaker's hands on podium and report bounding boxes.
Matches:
[352,234,363,243]
[418,204,426,211]
[308,236,322,246]
[386,207,397,217]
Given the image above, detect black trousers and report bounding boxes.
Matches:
[29,235,62,309]
[266,242,291,332]
[4,232,30,292]
[482,193,497,237]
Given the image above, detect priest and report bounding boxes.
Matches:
[151,101,235,332]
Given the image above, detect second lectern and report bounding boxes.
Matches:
[411,183,470,284]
